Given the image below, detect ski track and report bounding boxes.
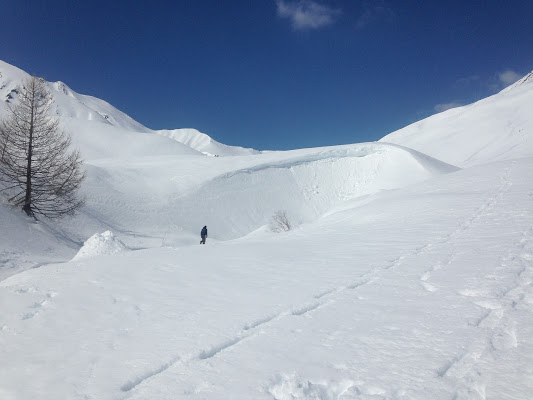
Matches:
[16,290,57,321]
[419,165,514,293]
[427,164,533,397]
[442,225,533,399]
[120,355,183,392]
[119,164,520,397]
[5,162,517,397]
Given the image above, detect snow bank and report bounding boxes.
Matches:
[170,143,458,239]
[56,142,457,245]
[71,231,129,261]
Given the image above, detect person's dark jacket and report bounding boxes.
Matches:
[201,226,207,237]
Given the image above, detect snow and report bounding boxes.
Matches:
[71,231,129,261]
[155,128,260,157]
[1,59,533,399]
[380,71,533,167]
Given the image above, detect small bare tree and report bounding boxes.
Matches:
[269,210,293,232]
[0,76,85,218]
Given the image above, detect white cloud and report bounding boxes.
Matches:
[276,0,341,31]
[356,2,395,29]
[434,102,464,113]
[453,75,479,87]
[498,69,522,86]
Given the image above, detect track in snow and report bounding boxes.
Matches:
[120,163,519,397]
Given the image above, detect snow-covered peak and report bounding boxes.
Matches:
[0,59,260,156]
[0,59,27,85]
[54,81,75,97]
[0,59,150,132]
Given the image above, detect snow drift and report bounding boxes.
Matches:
[54,142,457,246]
[71,231,129,261]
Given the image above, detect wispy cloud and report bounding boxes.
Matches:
[434,68,526,114]
[487,69,524,91]
[498,69,522,86]
[434,102,464,113]
[356,1,395,29]
[453,75,480,88]
[276,0,341,31]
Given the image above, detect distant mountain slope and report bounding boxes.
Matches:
[380,70,533,167]
[155,128,260,156]
[0,59,257,157]
[0,60,150,132]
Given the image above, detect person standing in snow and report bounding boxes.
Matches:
[200,226,208,244]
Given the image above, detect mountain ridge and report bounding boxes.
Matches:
[0,59,255,157]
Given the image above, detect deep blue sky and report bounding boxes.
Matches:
[2,1,532,150]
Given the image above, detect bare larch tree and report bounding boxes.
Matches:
[0,76,85,218]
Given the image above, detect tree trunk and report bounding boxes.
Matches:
[23,83,34,217]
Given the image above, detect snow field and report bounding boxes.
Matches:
[1,158,532,399]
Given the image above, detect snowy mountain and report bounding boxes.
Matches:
[0,60,150,132]
[0,60,254,158]
[1,60,533,400]
[380,70,533,167]
[0,59,461,263]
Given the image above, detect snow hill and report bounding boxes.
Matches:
[380,71,533,167]
[1,60,533,399]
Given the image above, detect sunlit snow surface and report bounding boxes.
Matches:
[1,158,532,400]
[1,60,532,399]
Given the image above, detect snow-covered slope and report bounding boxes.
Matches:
[0,60,149,132]
[155,128,260,156]
[63,119,202,160]
[380,71,533,167]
